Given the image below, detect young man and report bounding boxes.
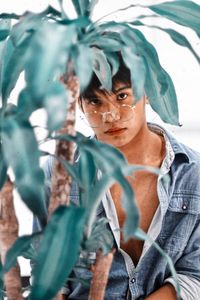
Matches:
[39,58,200,299]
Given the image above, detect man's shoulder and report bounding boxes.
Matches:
[167,134,200,197]
[168,133,200,166]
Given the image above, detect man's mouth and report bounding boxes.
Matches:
[104,127,127,135]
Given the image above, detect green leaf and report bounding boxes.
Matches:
[121,45,146,101]
[0,42,7,101]
[30,206,86,300]
[0,19,11,41]
[77,138,162,241]
[44,82,68,131]
[130,28,179,125]
[75,150,97,207]
[88,0,99,17]
[3,103,18,117]
[57,0,69,20]
[71,44,93,92]
[134,228,181,300]
[17,88,38,120]
[71,0,90,17]
[77,151,97,193]
[90,32,122,52]
[145,56,179,125]
[85,218,113,255]
[92,47,112,91]
[0,30,9,41]
[10,12,44,47]
[0,20,11,99]
[4,234,41,273]
[0,141,8,190]
[86,168,139,241]
[58,157,84,189]
[59,16,91,28]
[2,117,47,225]
[131,20,200,65]
[149,1,200,38]
[2,35,32,105]
[25,22,76,104]
[160,27,200,65]
[86,172,117,235]
[77,139,140,238]
[0,13,20,20]
[105,51,120,76]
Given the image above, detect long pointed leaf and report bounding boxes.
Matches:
[4,234,41,273]
[131,20,200,65]
[121,45,146,101]
[71,44,93,92]
[71,0,89,17]
[30,206,86,300]
[44,82,68,132]
[2,35,32,105]
[76,151,97,193]
[0,19,11,41]
[129,28,180,125]
[2,117,47,225]
[89,33,122,52]
[25,22,76,104]
[0,142,7,190]
[0,20,11,100]
[0,13,20,20]
[105,51,120,76]
[92,47,112,91]
[149,1,200,38]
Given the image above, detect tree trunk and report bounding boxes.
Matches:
[0,178,23,300]
[89,249,115,300]
[48,74,79,300]
[48,75,80,216]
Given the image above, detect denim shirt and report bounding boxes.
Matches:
[34,123,200,299]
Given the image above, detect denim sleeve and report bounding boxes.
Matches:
[165,215,200,299]
[175,215,200,280]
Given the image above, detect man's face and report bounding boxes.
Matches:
[81,82,146,148]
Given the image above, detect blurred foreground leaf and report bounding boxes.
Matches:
[2,116,47,225]
[30,206,86,300]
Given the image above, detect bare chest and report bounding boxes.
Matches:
[110,173,159,265]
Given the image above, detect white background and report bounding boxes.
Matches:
[0,0,200,275]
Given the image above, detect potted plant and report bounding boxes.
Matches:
[0,1,199,299]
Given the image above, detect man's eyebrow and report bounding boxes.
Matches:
[113,85,131,93]
[84,93,98,99]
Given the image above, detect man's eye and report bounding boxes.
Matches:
[88,98,101,106]
[117,93,128,100]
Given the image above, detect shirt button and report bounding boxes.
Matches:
[131,277,136,283]
[182,204,187,210]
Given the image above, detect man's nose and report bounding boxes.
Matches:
[102,109,120,123]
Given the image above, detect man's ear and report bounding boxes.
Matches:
[145,95,149,104]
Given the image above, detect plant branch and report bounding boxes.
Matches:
[89,249,115,300]
[0,178,23,300]
[48,73,80,216]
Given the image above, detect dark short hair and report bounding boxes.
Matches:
[80,52,131,100]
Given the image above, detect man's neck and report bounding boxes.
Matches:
[118,124,165,168]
